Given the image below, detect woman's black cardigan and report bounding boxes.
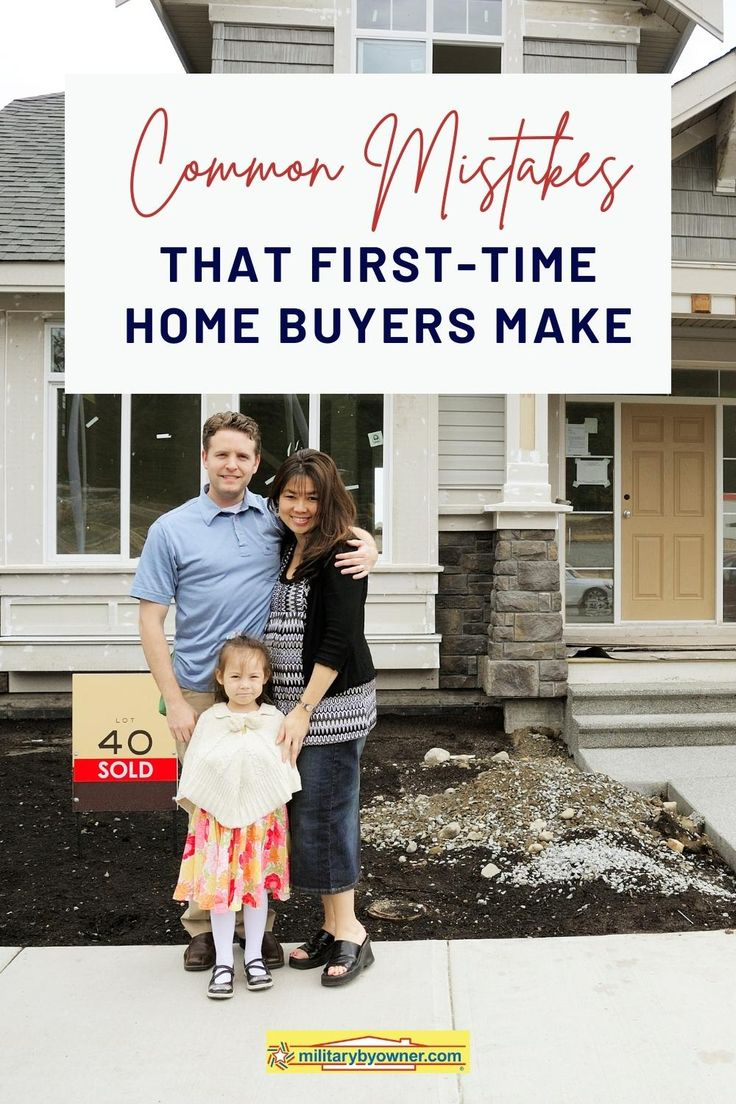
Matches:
[285,541,375,697]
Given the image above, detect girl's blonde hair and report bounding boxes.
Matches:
[212,635,272,704]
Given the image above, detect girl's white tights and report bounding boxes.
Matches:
[210,894,270,974]
[210,908,236,970]
[243,894,269,978]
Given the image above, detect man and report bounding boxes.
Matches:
[131,410,376,970]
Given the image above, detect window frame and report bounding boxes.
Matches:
[353,0,505,73]
[45,324,206,564]
[237,391,388,557]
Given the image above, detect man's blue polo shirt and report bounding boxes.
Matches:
[130,487,284,692]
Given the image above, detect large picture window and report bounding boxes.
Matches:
[48,326,201,558]
[240,393,384,548]
[48,330,385,558]
[356,0,502,73]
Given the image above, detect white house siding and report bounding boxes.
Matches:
[1,299,59,566]
[523,40,635,74]
[0,367,440,691]
[438,394,505,512]
[212,23,334,73]
[672,140,736,263]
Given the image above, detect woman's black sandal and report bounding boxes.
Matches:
[288,928,335,970]
[244,956,273,991]
[321,935,374,987]
[207,964,235,1000]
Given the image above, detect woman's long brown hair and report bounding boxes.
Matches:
[269,449,357,580]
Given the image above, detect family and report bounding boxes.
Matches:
[130,412,378,999]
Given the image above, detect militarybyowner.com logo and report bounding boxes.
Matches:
[266,1031,469,1073]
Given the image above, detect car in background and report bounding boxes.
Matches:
[565,567,613,612]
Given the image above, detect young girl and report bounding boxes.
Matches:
[173,635,301,999]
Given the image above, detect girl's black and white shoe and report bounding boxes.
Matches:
[207,964,235,1000]
[244,956,273,991]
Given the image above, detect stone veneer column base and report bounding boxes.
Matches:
[436,531,494,690]
[481,529,567,729]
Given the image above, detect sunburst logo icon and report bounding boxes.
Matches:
[267,1041,294,1070]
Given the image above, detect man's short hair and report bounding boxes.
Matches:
[202,411,262,455]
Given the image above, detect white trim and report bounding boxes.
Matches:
[672,48,736,129]
[119,397,132,560]
[664,0,723,41]
[613,399,622,624]
[0,262,64,291]
[382,391,394,562]
[308,393,320,449]
[716,402,724,621]
[523,19,640,45]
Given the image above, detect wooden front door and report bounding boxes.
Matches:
[621,404,715,621]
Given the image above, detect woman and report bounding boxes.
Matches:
[263,449,377,987]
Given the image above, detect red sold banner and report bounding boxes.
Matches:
[73,758,178,783]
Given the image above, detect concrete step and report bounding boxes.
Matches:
[0,693,71,721]
[576,745,736,871]
[568,682,736,716]
[570,712,736,749]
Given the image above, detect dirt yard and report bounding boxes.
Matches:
[2,712,735,947]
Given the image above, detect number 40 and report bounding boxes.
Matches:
[98,729,153,756]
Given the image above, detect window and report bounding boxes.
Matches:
[48,326,201,558]
[240,393,384,548]
[356,0,502,73]
[723,406,736,622]
[564,402,614,623]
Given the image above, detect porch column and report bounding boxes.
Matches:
[479,394,570,733]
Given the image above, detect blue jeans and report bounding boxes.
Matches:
[288,736,367,894]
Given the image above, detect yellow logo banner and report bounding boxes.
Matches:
[266,1031,469,1073]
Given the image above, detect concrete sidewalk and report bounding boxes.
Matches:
[3,932,736,1103]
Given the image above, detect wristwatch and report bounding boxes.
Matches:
[299,699,315,715]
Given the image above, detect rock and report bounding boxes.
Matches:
[428,845,444,857]
[424,747,451,765]
[481,863,501,880]
[444,787,455,794]
[439,822,461,841]
[681,817,697,832]
[453,755,472,768]
[398,855,407,863]
[663,800,678,814]
[406,841,418,854]
[491,751,510,763]
[467,831,485,842]
[527,843,544,855]
[560,808,575,820]
[530,818,547,833]
[367,899,427,922]
[539,830,554,842]
[666,838,685,854]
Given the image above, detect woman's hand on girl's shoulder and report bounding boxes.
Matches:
[334,526,378,578]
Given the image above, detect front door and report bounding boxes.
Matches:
[621,404,715,620]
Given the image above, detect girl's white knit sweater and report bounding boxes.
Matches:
[175,702,301,828]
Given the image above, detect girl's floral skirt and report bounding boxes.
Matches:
[173,805,290,913]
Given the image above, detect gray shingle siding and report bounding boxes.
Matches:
[0,93,64,261]
[672,139,736,263]
[212,23,334,74]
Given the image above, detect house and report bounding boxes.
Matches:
[0,0,732,744]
